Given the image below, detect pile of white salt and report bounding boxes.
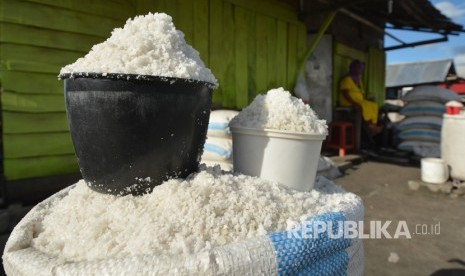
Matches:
[229,87,327,135]
[60,13,218,87]
[31,166,359,262]
[35,12,348,265]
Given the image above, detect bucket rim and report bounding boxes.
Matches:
[421,157,445,164]
[59,72,217,89]
[230,125,327,140]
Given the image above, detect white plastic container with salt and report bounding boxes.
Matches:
[230,88,328,192]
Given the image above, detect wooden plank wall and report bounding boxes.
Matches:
[0,0,136,180]
[367,48,386,107]
[139,0,308,109]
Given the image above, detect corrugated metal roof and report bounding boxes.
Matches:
[385,0,463,34]
[386,59,455,88]
[313,0,464,34]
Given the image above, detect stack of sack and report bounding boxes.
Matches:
[396,85,462,157]
[201,110,239,171]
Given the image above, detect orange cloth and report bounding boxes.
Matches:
[339,76,378,124]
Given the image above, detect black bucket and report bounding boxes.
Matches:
[62,73,213,196]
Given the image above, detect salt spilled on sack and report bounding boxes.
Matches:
[60,13,218,87]
[229,87,327,134]
[31,166,359,262]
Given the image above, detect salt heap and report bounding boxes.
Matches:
[229,87,327,134]
[60,13,218,87]
[31,167,359,262]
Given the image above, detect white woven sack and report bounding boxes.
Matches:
[402,85,461,104]
[207,110,239,138]
[202,137,233,161]
[3,177,364,276]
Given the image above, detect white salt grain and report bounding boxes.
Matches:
[388,252,400,263]
[229,87,327,134]
[60,13,218,87]
[31,167,358,262]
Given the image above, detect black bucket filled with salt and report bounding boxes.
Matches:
[61,73,213,196]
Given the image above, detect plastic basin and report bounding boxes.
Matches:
[62,73,213,195]
[230,126,326,191]
[421,158,449,184]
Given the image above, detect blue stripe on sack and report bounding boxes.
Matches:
[208,122,230,130]
[400,107,445,116]
[204,143,231,158]
[400,130,440,138]
[398,123,442,130]
[268,212,350,276]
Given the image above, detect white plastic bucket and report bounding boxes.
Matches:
[230,126,326,191]
[421,158,449,184]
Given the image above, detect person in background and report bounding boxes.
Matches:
[339,59,381,134]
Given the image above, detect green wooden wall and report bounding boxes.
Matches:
[0,0,306,181]
[0,0,137,180]
[366,47,386,107]
[138,0,308,108]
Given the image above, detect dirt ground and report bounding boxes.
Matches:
[334,161,465,276]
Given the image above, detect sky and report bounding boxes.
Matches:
[385,0,465,77]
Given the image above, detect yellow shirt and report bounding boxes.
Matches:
[338,76,379,124]
[339,76,365,106]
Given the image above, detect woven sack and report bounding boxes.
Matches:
[207,110,239,138]
[399,101,445,117]
[402,85,461,104]
[3,177,364,276]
